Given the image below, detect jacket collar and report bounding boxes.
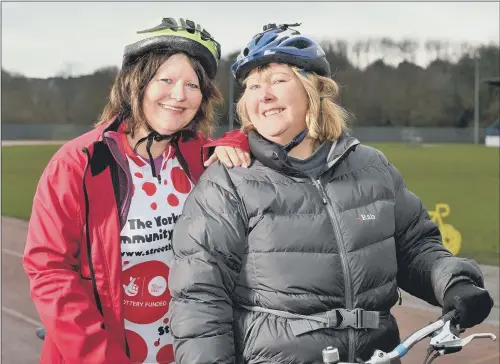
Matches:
[248,130,359,178]
[91,114,204,183]
[100,114,199,143]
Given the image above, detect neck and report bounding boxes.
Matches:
[127,126,170,159]
[287,137,319,159]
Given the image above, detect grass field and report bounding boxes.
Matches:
[2,142,499,265]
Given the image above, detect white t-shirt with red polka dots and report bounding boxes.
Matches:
[120,138,193,364]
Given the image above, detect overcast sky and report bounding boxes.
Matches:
[2,1,499,78]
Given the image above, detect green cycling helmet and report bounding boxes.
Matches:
[123,17,221,79]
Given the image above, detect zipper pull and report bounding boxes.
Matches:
[321,193,327,205]
[315,179,328,205]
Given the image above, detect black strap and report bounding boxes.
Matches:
[281,94,323,153]
[133,131,174,184]
[171,134,192,181]
[132,123,196,183]
[283,128,309,152]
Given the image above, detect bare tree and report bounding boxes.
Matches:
[460,41,475,58]
[334,39,349,58]
[363,39,372,66]
[351,40,363,68]
[398,39,419,63]
[441,41,452,61]
[425,39,445,60]
[379,37,396,60]
[56,62,79,79]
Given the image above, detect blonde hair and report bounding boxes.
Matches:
[236,65,350,142]
[95,51,222,137]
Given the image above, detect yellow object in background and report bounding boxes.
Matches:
[429,203,462,256]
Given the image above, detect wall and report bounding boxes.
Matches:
[1,124,486,144]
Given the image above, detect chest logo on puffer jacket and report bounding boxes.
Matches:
[356,214,376,221]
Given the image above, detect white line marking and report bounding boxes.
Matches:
[2,306,42,327]
[2,249,24,259]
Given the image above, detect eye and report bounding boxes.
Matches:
[160,78,173,84]
[187,83,200,89]
[272,79,286,84]
[248,84,260,90]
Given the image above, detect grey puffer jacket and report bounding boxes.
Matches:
[169,131,484,364]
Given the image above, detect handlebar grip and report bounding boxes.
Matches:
[441,309,460,324]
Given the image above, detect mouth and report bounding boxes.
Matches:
[159,104,185,113]
[263,108,285,117]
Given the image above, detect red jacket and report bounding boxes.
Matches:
[23,116,249,364]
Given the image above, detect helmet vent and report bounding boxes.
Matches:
[162,18,177,27]
[277,36,289,45]
[288,39,311,49]
[254,34,264,45]
[266,34,278,44]
[243,47,250,56]
[200,29,212,41]
[185,19,196,34]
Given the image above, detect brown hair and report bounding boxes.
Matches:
[236,65,350,142]
[96,51,222,137]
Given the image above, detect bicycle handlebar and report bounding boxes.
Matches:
[322,310,496,364]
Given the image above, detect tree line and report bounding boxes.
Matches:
[2,37,499,129]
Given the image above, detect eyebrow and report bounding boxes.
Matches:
[156,73,200,83]
[270,71,292,77]
[246,70,292,84]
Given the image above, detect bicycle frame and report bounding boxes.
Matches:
[322,310,496,364]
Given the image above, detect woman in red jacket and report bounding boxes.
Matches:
[23,17,249,364]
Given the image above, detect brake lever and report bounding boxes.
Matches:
[429,321,497,354]
[460,333,497,346]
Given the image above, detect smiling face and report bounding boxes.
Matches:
[242,63,309,145]
[142,53,203,135]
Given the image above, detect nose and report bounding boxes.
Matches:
[170,80,186,102]
[259,84,275,103]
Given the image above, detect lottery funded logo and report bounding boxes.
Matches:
[123,261,171,324]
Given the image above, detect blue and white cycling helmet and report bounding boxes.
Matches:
[231,23,331,86]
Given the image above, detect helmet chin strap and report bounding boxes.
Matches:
[282,128,309,152]
[282,96,323,153]
[133,124,176,184]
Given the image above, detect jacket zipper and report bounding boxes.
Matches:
[81,147,104,317]
[271,139,359,361]
[312,179,356,362]
[311,141,359,362]
[82,145,131,358]
[104,139,132,357]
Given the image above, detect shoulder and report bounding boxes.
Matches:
[197,162,239,193]
[338,142,403,189]
[351,144,406,192]
[44,127,104,177]
[349,144,390,167]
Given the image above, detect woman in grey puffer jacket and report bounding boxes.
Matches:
[168,23,493,364]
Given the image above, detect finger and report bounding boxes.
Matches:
[244,152,251,167]
[216,148,234,168]
[235,149,249,168]
[203,152,218,167]
[225,147,241,166]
